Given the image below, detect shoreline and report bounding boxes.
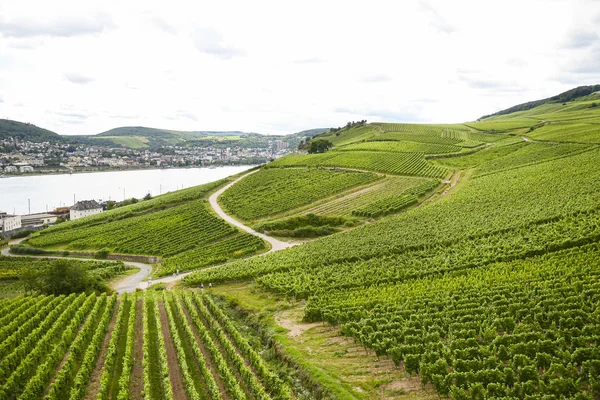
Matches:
[0,163,262,179]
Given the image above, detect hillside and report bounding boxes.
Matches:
[479,84,600,119]
[0,119,64,142]
[2,87,600,400]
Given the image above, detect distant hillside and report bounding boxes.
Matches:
[480,84,600,119]
[0,118,329,149]
[0,119,63,142]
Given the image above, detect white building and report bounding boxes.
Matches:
[21,213,58,227]
[0,212,22,234]
[70,200,103,220]
[4,166,18,173]
[19,165,34,173]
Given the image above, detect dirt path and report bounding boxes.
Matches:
[275,308,321,337]
[157,301,187,400]
[84,299,120,400]
[129,299,144,400]
[179,297,230,400]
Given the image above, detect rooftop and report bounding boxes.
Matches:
[70,200,102,211]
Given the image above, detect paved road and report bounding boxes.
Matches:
[208,171,298,252]
[145,171,300,288]
[1,238,151,294]
[3,170,298,291]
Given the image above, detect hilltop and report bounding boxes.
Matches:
[0,119,64,142]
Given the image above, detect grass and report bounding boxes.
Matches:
[210,282,438,400]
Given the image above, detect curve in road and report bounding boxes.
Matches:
[208,170,298,252]
[147,170,300,287]
[1,238,151,294]
[2,169,298,292]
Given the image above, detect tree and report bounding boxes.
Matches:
[20,259,109,295]
[143,192,153,200]
[307,139,334,154]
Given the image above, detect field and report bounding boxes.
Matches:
[219,168,380,221]
[0,291,296,400]
[5,90,600,399]
[269,152,448,178]
[20,179,267,272]
[336,140,462,155]
[304,176,438,216]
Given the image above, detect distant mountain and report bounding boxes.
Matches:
[0,118,328,150]
[0,119,63,142]
[480,85,600,119]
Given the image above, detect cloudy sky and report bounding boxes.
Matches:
[0,0,599,135]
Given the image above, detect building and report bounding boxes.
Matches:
[21,213,58,227]
[70,200,103,220]
[0,212,22,234]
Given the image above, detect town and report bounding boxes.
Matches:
[1,199,106,238]
[0,137,292,175]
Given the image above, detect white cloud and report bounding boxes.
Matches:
[0,12,114,38]
[0,0,597,135]
[64,72,94,85]
[191,27,246,59]
[361,74,393,83]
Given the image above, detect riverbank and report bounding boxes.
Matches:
[0,163,261,179]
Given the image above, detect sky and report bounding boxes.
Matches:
[0,0,599,136]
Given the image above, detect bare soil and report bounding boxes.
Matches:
[157,300,187,400]
[275,309,321,337]
[129,299,144,400]
[84,299,120,400]
[179,297,230,400]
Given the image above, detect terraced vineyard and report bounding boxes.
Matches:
[18,179,267,272]
[26,200,238,256]
[219,167,380,220]
[306,245,600,398]
[156,233,265,277]
[527,122,600,144]
[0,291,295,400]
[304,176,437,216]
[269,151,448,178]
[336,140,462,155]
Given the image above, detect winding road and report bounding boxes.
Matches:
[1,241,152,294]
[2,170,297,293]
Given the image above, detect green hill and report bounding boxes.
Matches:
[480,84,600,119]
[0,119,63,142]
[4,87,600,400]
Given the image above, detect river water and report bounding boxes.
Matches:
[0,166,254,215]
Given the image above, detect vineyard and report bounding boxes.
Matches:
[16,178,267,274]
[268,151,448,178]
[336,141,462,155]
[219,168,380,221]
[156,233,265,277]
[25,200,239,257]
[304,176,437,216]
[0,291,296,400]
[527,122,600,144]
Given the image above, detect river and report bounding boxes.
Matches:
[0,166,255,215]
